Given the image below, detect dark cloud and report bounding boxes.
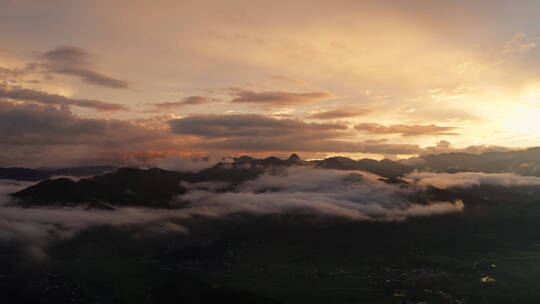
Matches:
[0,87,127,111]
[227,88,333,106]
[153,96,219,109]
[307,108,374,119]
[49,67,129,89]
[0,103,206,167]
[41,46,129,89]
[355,123,458,137]
[169,114,423,155]
[168,114,347,138]
[43,46,91,66]
[0,101,182,167]
[0,101,149,146]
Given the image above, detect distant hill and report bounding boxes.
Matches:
[222,154,412,178]
[0,166,117,181]
[6,147,539,183]
[416,147,540,176]
[315,157,411,178]
[9,154,418,208]
[10,149,540,208]
[11,166,260,208]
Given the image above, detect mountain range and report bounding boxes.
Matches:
[10,148,540,209]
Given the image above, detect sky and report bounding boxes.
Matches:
[1,0,540,167]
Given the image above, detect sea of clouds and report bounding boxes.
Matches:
[2,167,505,258]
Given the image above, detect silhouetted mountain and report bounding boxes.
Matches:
[316,157,412,178]
[0,165,116,181]
[12,168,184,207]
[224,154,411,177]
[285,153,304,165]
[9,154,419,207]
[16,150,540,209]
[11,166,261,207]
[223,155,303,169]
[417,147,540,176]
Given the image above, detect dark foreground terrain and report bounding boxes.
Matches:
[3,190,540,304]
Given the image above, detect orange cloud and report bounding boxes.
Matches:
[355,123,458,137]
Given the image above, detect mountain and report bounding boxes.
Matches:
[0,165,116,181]
[12,150,540,208]
[316,157,411,178]
[416,147,540,176]
[9,154,413,208]
[12,168,186,208]
[223,154,411,178]
[11,166,263,208]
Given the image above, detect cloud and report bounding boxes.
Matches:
[307,108,374,119]
[0,103,415,166]
[43,46,91,66]
[227,88,333,106]
[436,140,452,148]
[177,167,464,221]
[0,87,127,111]
[153,96,219,109]
[0,65,36,86]
[406,171,540,189]
[355,123,458,137]
[0,101,184,166]
[50,67,129,89]
[0,180,35,201]
[268,75,309,85]
[168,114,424,155]
[40,46,129,89]
[0,101,149,145]
[502,32,537,54]
[168,114,347,138]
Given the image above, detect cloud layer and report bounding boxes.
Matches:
[0,101,154,145]
[0,167,465,257]
[168,114,426,155]
[41,46,129,89]
[307,108,374,120]
[169,114,346,138]
[178,167,464,220]
[407,171,540,189]
[355,123,458,137]
[0,87,127,111]
[227,88,333,106]
[153,96,219,109]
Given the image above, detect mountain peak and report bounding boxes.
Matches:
[286,153,303,165]
[288,153,301,161]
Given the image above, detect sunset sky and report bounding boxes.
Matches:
[1,0,540,166]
